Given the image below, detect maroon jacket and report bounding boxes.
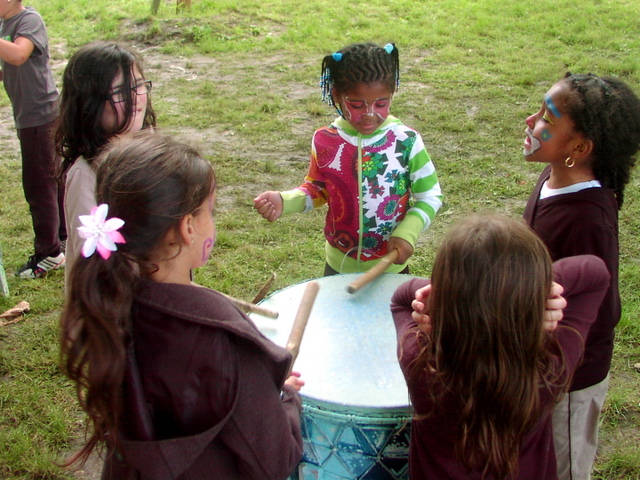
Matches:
[391,255,609,480]
[523,166,619,390]
[100,280,303,480]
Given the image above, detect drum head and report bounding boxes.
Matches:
[252,273,414,411]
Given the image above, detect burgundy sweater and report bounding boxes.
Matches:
[391,255,609,479]
[100,280,302,480]
[523,166,619,390]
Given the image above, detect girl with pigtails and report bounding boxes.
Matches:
[60,133,303,480]
[255,42,442,276]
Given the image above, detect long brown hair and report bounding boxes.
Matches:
[59,133,215,466]
[410,215,565,478]
[55,42,157,171]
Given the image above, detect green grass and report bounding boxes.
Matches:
[1,0,640,478]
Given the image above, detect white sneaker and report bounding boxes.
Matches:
[16,252,65,279]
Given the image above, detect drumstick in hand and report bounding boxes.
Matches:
[286,281,320,368]
[347,249,400,294]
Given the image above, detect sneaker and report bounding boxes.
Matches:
[16,252,65,279]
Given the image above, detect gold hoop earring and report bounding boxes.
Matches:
[565,156,575,168]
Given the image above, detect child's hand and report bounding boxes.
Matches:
[544,282,566,331]
[284,371,305,391]
[387,237,414,264]
[411,284,432,334]
[254,191,284,222]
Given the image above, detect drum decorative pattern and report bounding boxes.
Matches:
[253,274,415,480]
[298,404,410,479]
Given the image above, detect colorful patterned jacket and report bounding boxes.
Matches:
[281,115,442,273]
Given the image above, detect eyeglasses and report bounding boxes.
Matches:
[110,80,152,103]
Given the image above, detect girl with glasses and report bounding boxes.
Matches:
[55,41,156,289]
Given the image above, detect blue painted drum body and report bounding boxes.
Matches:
[252,273,414,480]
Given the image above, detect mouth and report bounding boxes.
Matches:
[523,128,540,156]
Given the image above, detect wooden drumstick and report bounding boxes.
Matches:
[286,281,320,367]
[252,272,277,304]
[347,249,400,294]
[222,293,279,319]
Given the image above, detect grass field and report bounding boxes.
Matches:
[1,0,640,478]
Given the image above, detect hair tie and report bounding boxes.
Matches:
[332,52,343,62]
[78,204,126,260]
[384,43,394,54]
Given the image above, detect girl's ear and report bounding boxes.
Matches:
[572,135,594,161]
[178,213,195,246]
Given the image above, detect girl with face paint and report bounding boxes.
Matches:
[522,73,640,480]
[254,43,442,276]
[60,133,304,479]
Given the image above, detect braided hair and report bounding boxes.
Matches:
[320,42,400,114]
[563,72,640,209]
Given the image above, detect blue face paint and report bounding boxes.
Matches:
[545,96,562,119]
[541,129,552,141]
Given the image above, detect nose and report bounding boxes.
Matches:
[525,113,536,128]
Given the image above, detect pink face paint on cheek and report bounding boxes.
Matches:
[342,96,391,124]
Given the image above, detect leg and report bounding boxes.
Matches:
[18,121,63,258]
[553,376,610,480]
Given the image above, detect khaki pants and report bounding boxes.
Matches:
[552,375,609,480]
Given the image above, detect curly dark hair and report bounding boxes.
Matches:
[562,73,640,209]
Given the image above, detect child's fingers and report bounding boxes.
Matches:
[411,299,426,314]
[254,199,275,220]
[412,311,432,334]
[543,281,566,331]
[285,374,305,391]
[414,284,432,303]
[543,313,560,332]
[549,281,564,298]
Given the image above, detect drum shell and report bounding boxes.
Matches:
[253,274,414,480]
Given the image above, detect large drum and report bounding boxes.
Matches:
[251,273,414,480]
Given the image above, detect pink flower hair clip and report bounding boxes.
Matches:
[77,204,126,260]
